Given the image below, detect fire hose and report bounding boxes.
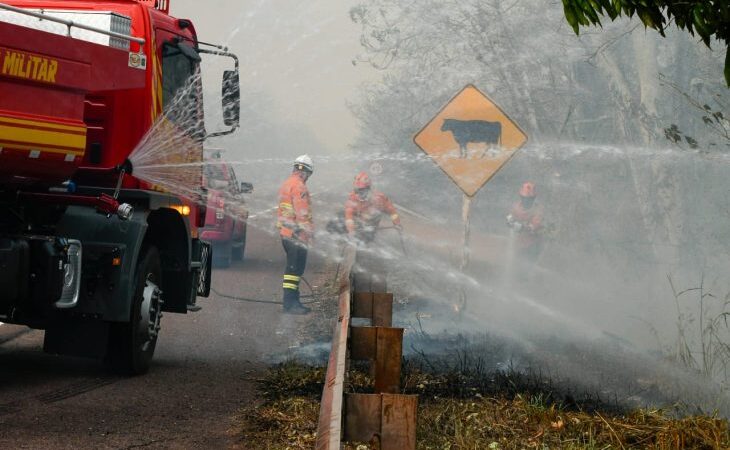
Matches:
[212,226,408,306]
[210,276,320,305]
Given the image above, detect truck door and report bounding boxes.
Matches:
[158,31,205,138]
[151,27,206,205]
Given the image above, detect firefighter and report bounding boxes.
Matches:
[344,171,402,243]
[276,155,314,314]
[506,181,544,259]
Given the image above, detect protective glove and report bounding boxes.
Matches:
[506,214,515,227]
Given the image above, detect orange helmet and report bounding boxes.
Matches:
[519,182,536,198]
[354,171,371,189]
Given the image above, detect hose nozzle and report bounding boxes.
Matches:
[117,203,134,221]
[115,159,134,175]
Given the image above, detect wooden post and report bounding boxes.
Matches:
[374,327,403,394]
[345,393,418,450]
[352,292,393,327]
[350,326,403,394]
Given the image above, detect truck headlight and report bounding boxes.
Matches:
[55,240,82,309]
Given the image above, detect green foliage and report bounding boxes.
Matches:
[562,0,730,85]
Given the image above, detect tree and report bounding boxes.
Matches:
[561,0,730,85]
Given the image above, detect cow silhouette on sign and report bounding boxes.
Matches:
[441,118,502,158]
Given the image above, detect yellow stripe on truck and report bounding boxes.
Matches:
[0,124,86,152]
[0,115,84,133]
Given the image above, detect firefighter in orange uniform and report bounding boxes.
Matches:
[344,171,401,243]
[506,181,544,259]
[277,155,314,314]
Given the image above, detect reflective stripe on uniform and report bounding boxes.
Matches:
[279,203,295,224]
[283,274,301,282]
[283,282,299,290]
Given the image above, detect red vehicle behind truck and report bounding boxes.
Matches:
[0,0,240,374]
[202,159,252,268]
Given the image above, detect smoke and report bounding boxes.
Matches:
[170,0,373,156]
[128,0,730,415]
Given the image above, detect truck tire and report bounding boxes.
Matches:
[106,246,163,375]
[232,225,247,262]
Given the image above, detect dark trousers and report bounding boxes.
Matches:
[282,238,308,308]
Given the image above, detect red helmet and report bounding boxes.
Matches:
[354,171,371,189]
[519,182,536,198]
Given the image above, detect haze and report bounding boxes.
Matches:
[172,0,372,153]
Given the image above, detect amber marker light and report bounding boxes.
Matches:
[171,205,191,216]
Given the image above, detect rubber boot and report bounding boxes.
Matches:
[283,289,310,315]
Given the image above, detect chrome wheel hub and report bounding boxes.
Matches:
[138,277,163,352]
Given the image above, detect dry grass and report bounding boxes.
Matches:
[233,397,320,449]
[231,361,730,450]
[416,396,728,449]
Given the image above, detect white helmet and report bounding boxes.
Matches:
[293,154,314,173]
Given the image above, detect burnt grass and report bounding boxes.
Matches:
[237,327,730,449]
[400,333,634,412]
[258,358,620,413]
[259,336,625,415]
[235,264,730,447]
[235,355,730,450]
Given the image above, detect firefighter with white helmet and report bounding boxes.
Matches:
[276,154,314,314]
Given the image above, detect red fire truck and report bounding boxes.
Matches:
[0,0,240,374]
[202,156,252,268]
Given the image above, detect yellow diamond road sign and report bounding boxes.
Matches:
[413,84,528,197]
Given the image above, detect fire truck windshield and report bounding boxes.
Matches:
[162,43,195,107]
[161,42,205,138]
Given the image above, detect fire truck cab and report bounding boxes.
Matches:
[0,0,240,374]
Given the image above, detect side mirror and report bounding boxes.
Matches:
[240,182,253,194]
[222,70,240,127]
[199,48,240,140]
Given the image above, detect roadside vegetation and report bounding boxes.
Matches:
[231,360,729,449]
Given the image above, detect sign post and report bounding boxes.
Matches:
[461,195,472,272]
[413,85,527,312]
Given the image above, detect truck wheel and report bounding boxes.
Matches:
[232,225,247,261]
[106,246,163,375]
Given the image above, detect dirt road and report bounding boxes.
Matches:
[0,224,334,449]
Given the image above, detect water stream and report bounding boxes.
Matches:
[116,0,730,415]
